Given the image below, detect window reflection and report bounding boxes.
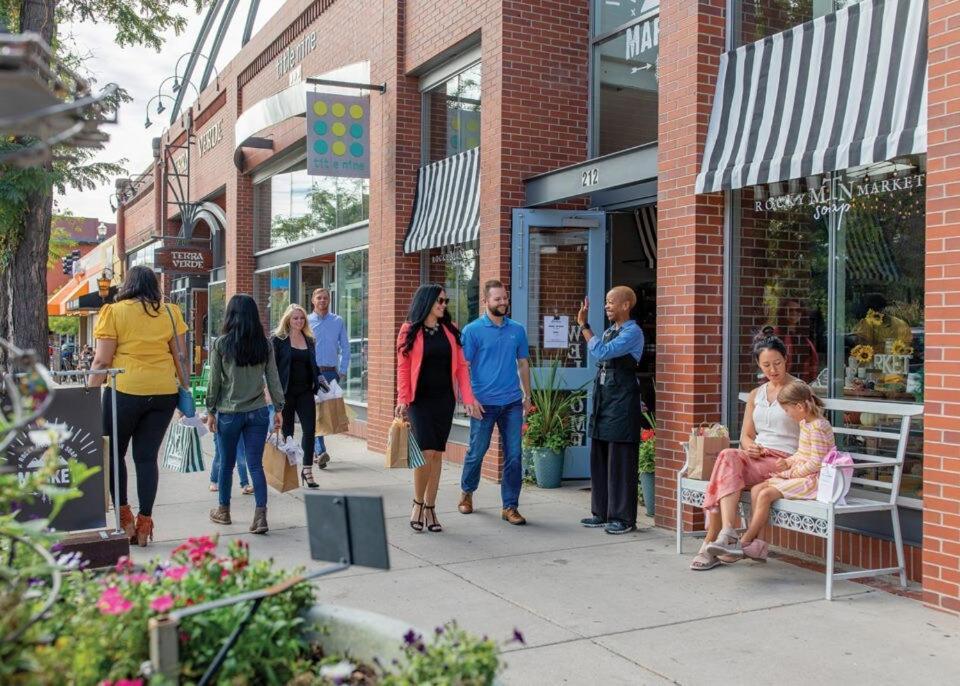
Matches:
[255,266,290,333]
[336,249,368,403]
[424,63,481,163]
[739,0,866,47]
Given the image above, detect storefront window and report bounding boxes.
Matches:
[336,248,368,404]
[126,241,158,270]
[595,0,660,35]
[254,265,291,333]
[428,243,479,327]
[423,62,481,163]
[592,4,659,155]
[207,281,226,345]
[731,155,926,501]
[254,163,369,251]
[737,0,863,46]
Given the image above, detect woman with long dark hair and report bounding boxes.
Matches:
[89,265,189,546]
[396,284,481,532]
[206,294,284,534]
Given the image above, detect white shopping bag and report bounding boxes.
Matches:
[816,464,845,504]
[281,435,304,466]
[315,378,344,402]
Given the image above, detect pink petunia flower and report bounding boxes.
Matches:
[150,594,175,613]
[97,586,133,615]
[164,565,190,582]
[125,573,153,585]
[114,556,134,573]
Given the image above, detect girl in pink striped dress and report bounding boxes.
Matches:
[708,379,835,561]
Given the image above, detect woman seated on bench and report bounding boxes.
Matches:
[690,330,800,571]
[708,380,835,561]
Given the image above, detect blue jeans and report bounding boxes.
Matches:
[461,400,524,509]
[216,406,271,508]
[314,370,341,455]
[210,437,250,487]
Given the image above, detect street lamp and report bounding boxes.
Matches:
[96,222,107,242]
[97,267,114,299]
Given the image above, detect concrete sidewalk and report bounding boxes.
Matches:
[135,434,960,685]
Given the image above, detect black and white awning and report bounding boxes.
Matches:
[404,147,480,253]
[633,205,657,269]
[696,0,927,194]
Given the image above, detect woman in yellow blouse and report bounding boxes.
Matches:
[89,266,189,546]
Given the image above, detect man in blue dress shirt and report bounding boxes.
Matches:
[307,287,350,468]
[458,279,532,525]
[577,286,645,535]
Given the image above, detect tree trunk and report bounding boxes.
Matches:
[1,0,59,366]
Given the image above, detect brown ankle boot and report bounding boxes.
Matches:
[209,506,231,525]
[458,491,473,514]
[250,507,268,535]
[133,514,154,547]
[119,504,135,540]
[501,508,526,526]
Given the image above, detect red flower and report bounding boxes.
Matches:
[641,429,655,442]
[521,423,529,435]
[114,556,134,573]
[174,536,218,566]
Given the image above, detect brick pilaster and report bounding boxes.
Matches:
[655,0,727,528]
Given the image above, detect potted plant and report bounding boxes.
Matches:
[522,359,583,489]
[637,411,656,517]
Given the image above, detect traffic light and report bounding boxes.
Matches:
[61,256,71,274]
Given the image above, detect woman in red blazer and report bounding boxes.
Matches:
[396,284,481,533]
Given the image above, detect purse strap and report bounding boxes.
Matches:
[166,305,188,389]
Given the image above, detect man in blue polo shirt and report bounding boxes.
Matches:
[459,279,532,525]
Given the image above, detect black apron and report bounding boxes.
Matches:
[589,326,643,443]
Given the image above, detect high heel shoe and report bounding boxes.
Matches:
[410,499,425,532]
[300,467,319,489]
[423,505,442,533]
[118,504,135,540]
[132,514,154,547]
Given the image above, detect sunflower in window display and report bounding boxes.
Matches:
[891,339,913,357]
[851,344,875,365]
[864,308,885,327]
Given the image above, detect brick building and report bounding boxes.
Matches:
[113,0,960,614]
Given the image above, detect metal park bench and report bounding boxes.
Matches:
[676,393,923,600]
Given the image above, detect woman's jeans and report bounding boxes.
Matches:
[102,388,178,517]
[215,406,271,508]
[210,439,250,487]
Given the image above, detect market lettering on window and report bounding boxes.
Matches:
[755,173,926,221]
[625,16,659,60]
[197,120,224,158]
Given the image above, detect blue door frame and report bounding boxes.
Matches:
[511,208,606,479]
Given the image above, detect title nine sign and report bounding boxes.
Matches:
[276,32,317,79]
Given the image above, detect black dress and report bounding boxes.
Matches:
[407,328,455,451]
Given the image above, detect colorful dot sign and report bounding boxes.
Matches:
[306,92,370,178]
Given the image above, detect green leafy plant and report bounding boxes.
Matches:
[381,622,511,686]
[637,411,656,475]
[33,536,315,684]
[522,357,584,454]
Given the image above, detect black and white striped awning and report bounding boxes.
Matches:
[696,0,927,194]
[633,205,657,269]
[404,147,480,253]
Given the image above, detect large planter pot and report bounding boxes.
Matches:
[640,471,655,517]
[530,447,563,488]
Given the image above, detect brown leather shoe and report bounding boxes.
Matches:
[132,514,154,547]
[119,504,135,540]
[501,508,526,525]
[458,491,473,514]
[209,505,231,526]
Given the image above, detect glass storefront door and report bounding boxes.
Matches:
[511,209,606,479]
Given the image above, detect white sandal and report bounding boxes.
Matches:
[706,527,745,559]
[690,541,721,571]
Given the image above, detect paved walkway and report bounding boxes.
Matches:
[135,434,960,685]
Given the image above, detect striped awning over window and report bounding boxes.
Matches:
[696,0,927,194]
[633,205,657,269]
[404,147,480,253]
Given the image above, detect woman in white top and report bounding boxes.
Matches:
[690,329,801,570]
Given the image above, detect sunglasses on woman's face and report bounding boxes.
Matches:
[436,297,450,305]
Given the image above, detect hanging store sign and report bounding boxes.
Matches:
[306,92,370,178]
[154,246,212,274]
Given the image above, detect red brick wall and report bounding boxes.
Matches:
[655,0,727,528]
[924,0,960,615]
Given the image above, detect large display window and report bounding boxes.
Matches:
[592,1,659,155]
[254,265,291,333]
[730,155,926,503]
[254,162,369,251]
[427,242,479,328]
[335,248,368,404]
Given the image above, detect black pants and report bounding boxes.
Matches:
[102,388,178,517]
[590,439,639,526]
[282,389,317,467]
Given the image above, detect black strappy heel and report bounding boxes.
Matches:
[300,467,319,489]
[423,505,442,533]
[410,499,425,532]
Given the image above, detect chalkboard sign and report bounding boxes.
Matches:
[6,385,107,531]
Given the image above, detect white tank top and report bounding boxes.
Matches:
[752,382,801,455]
